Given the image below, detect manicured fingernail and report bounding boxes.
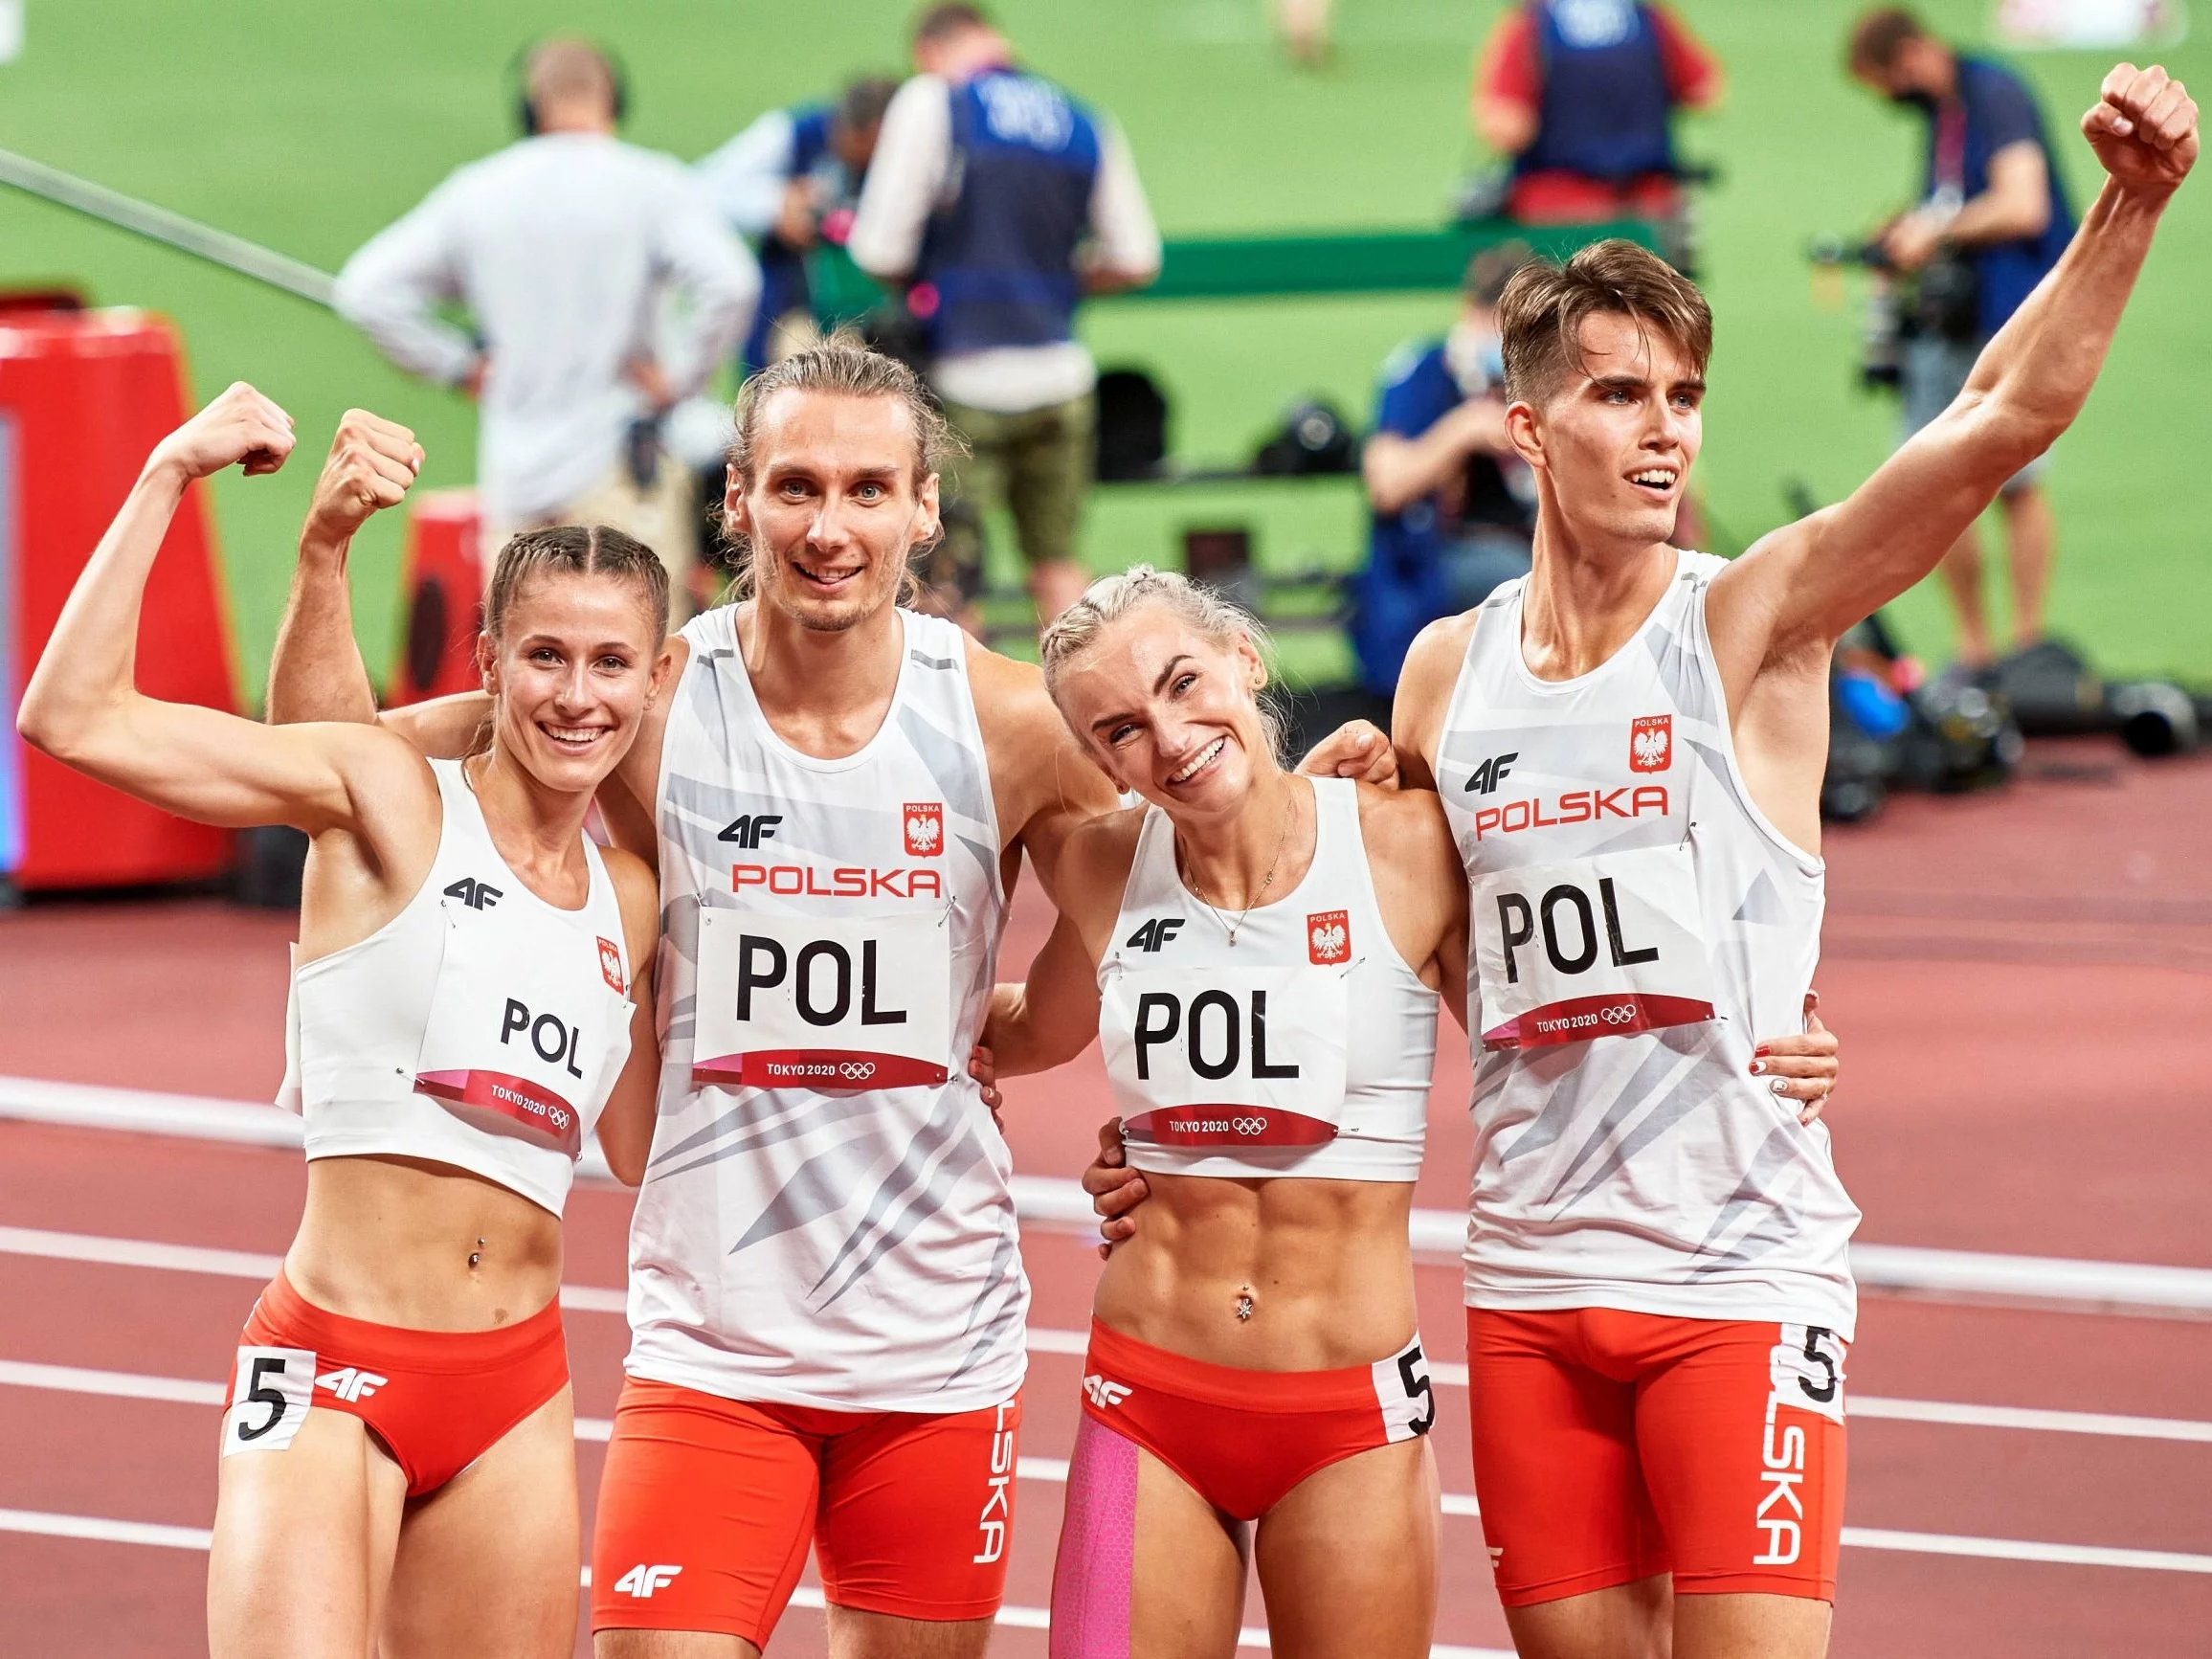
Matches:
[1749,1059,1767,1074]
[1770,1079,1790,1095]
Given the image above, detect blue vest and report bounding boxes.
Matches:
[745,103,837,375]
[1514,0,1676,184]
[1933,58,2075,337]
[914,67,1102,355]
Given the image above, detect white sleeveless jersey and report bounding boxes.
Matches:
[1437,553,1860,1337]
[629,605,1025,1411]
[1102,778,1437,1182]
[286,758,635,1218]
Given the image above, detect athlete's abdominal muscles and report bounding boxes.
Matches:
[1049,1413,1139,1659]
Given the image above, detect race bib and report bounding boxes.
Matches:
[413,901,631,1158]
[1472,843,1716,1050]
[692,908,952,1090]
[1101,966,1349,1148]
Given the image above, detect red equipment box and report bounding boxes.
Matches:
[389,488,483,706]
[0,307,239,890]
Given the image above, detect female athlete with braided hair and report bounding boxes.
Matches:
[18,384,671,1658]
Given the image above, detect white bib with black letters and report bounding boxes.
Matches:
[1100,777,1437,1183]
[1471,842,1717,1050]
[413,893,631,1158]
[692,907,952,1089]
[1102,963,1349,1147]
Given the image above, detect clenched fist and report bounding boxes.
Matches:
[147,382,295,483]
[302,409,425,549]
[2085,63,2199,200]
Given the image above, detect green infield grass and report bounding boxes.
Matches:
[0,0,2204,694]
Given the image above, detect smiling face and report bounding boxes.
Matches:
[1052,602,1275,818]
[726,388,940,634]
[1508,310,1705,552]
[479,572,671,794]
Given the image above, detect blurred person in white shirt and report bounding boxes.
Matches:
[335,38,759,613]
[848,3,1160,629]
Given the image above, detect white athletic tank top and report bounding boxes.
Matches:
[1100,777,1437,1182]
[285,757,635,1218]
[628,605,1024,1412]
[1437,552,1860,1337]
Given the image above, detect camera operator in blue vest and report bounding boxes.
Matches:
[848,2,1160,629]
[697,77,900,377]
[1848,8,2075,673]
[1472,0,1722,229]
[1349,244,1539,699]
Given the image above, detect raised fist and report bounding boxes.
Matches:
[148,382,295,482]
[2084,63,2199,200]
[302,409,425,547]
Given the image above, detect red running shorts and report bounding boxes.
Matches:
[222,1270,568,1498]
[590,1375,1021,1644]
[1072,1319,1436,1522]
[1466,1307,1847,1606]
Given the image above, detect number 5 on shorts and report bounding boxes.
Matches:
[1374,1338,1436,1441]
[223,1346,315,1455]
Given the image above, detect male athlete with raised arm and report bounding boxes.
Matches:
[1379,63,2195,1659]
[266,335,1386,1659]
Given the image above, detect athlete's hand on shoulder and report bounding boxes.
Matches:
[2084,63,2199,199]
[968,1044,1006,1133]
[1750,991,1840,1127]
[1299,720,1397,787]
[1083,1116,1148,1260]
[146,383,296,484]
[302,410,425,548]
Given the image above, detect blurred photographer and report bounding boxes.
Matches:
[697,76,900,376]
[1471,1,1722,227]
[1848,8,2075,672]
[1349,244,1539,697]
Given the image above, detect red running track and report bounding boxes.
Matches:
[3,740,2211,1653]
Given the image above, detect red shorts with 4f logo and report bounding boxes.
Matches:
[1466,1307,1846,1605]
[222,1271,569,1497]
[590,1376,1021,1645]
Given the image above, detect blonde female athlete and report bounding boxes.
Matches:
[979,568,1838,1658]
[17,384,671,1659]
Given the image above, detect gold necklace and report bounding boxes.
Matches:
[1181,785,1297,948]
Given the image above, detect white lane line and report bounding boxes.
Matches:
[0,1508,1511,1657]
[26,1359,2212,1564]
[13,1076,2212,1315]
[11,1226,2212,1446]
[1840,1528,2212,1574]
[0,1225,626,1314]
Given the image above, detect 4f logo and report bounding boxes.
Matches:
[1464,751,1518,795]
[443,877,503,910]
[1083,1374,1131,1409]
[1630,715,1672,773]
[718,814,782,849]
[1125,917,1186,953]
[1307,909,1350,965]
[904,802,943,857]
[613,1564,682,1599]
[315,1366,386,1403]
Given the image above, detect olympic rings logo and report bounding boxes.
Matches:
[1231,1116,1267,1136]
[839,1061,877,1082]
[1598,1004,1639,1025]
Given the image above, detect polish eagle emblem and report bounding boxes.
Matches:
[904,802,944,856]
[1307,909,1351,965]
[1629,714,1673,773]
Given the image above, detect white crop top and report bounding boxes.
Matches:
[280,757,635,1217]
[1099,776,1438,1182]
